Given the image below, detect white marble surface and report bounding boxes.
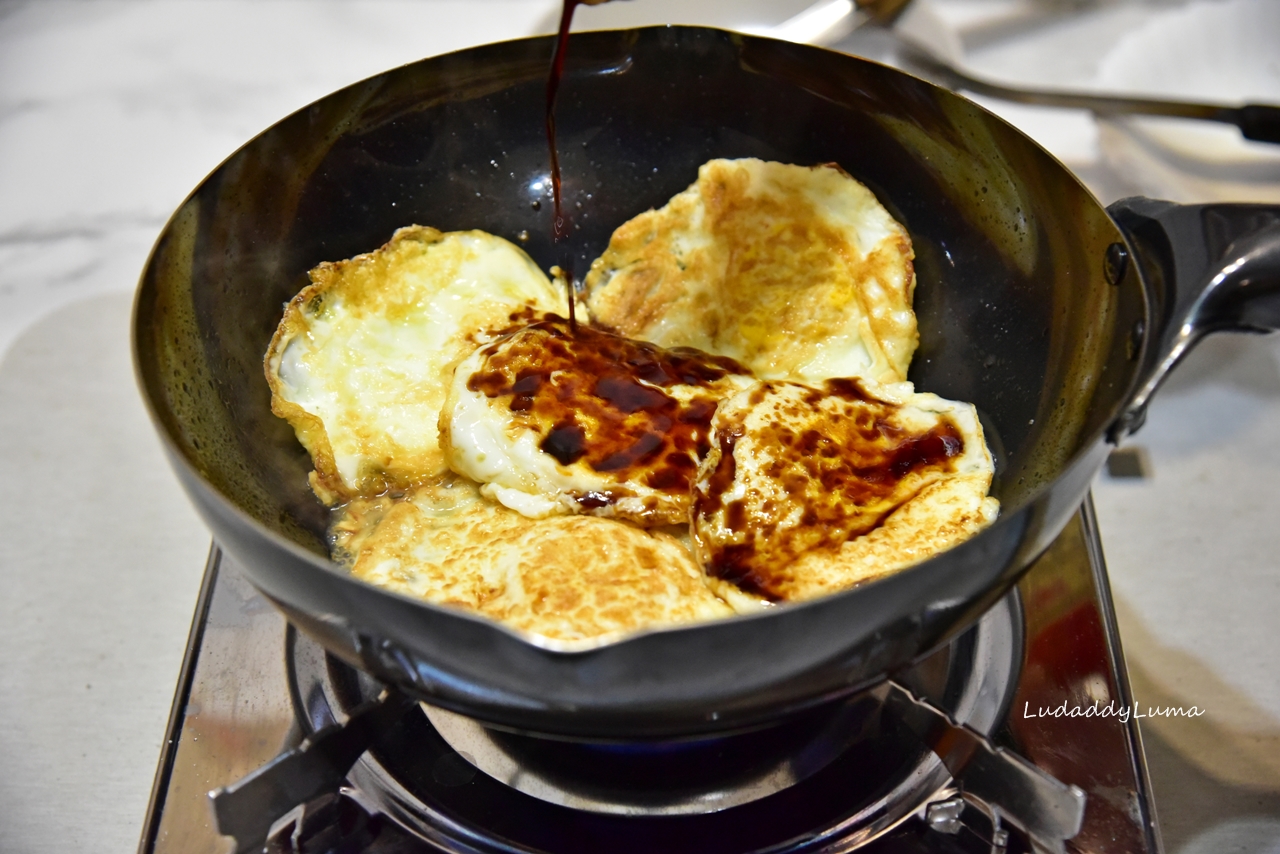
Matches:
[0,1,1277,852]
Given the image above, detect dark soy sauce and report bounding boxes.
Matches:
[546,0,582,331]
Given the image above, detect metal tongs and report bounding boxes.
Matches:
[777,0,1280,144]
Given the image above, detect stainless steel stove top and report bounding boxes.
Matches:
[139,498,1160,854]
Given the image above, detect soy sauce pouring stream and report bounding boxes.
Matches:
[546,0,585,331]
[546,0,631,330]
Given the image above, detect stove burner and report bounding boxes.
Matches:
[277,594,1020,850]
[140,504,1162,854]
[421,698,881,815]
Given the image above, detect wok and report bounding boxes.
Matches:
[133,26,1280,740]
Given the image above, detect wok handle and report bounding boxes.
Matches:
[1106,198,1280,441]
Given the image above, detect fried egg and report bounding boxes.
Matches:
[331,475,734,644]
[441,318,755,525]
[266,156,998,643]
[264,226,564,504]
[583,158,918,384]
[692,378,999,602]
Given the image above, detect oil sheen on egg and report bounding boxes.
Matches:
[441,318,755,525]
[264,226,564,504]
[331,475,734,644]
[583,158,918,384]
[692,378,999,603]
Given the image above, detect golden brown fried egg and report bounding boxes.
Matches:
[331,475,734,644]
[265,226,564,504]
[441,318,755,525]
[692,378,998,603]
[266,156,998,642]
[583,158,917,384]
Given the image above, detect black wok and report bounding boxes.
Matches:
[133,26,1280,740]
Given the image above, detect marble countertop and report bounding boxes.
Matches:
[1,1,1277,851]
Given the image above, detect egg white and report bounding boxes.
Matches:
[264,226,564,503]
[584,158,918,384]
[331,475,735,644]
[441,324,755,525]
[692,378,999,602]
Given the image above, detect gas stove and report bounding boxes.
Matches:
[138,498,1160,854]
